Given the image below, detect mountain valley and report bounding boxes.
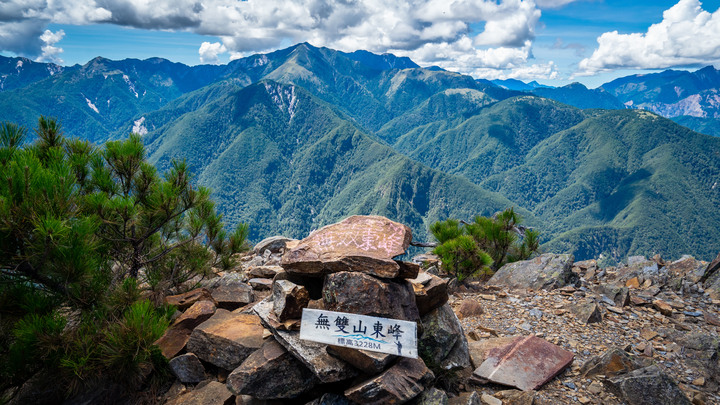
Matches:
[1,44,719,263]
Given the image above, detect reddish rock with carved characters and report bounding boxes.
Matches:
[281,215,412,279]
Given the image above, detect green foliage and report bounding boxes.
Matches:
[466,207,540,271]
[0,116,248,399]
[431,208,539,281]
[5,313,66,381]
[100,300,171,387]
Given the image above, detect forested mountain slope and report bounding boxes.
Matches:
[2,43,719,262]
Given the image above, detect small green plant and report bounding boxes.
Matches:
[100,300,172,388]
[430,208,540,281]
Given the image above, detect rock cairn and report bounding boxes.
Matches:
[157,215,469,404]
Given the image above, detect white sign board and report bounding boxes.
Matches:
[299,308,418,358]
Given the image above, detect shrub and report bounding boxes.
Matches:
[430,208,540,281]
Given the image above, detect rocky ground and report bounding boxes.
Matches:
[454,275,720,404]
[139,216,720,405]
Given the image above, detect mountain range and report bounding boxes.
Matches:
[1,43,719,263]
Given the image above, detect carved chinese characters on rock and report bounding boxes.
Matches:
[281,216,412,279]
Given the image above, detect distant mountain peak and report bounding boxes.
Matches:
[340,49,419,71]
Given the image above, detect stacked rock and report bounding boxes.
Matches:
[158,215,468,404]
[237,215,469,403]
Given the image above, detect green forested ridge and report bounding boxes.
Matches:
[1,43,719,262]
[145,80,529,243]
[530,82,627,110]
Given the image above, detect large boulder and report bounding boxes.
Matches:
[322,271,421,323]
[282,215,412,279]
[254,236,294,254]
[603,366,691,405]
[419,303,470,372]
[344,357,434,405]
[169,353,206,383]
[666,256,707,283]
[579,348,646,378]
[488,254,576,291]
[703,252,720,298]
[186,310,265,370]
[226,338,318,399]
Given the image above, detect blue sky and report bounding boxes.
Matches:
[2,0,720,88]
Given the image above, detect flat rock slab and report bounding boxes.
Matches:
[488,254,576,291]
[327,344,396,374]
[249,278,273,290]
[211,282,253,310]
[186,309,265,370]
[166,288,217,310]
[248,265,283,279]
[282,215,412,279]
[156,325,193,359]
[173,300,217,330]
[165,381,234,405]
[227,338,318,399]
[467,337,517,369]
[473,335,574,391]
[253,298,357,383]
[345,357,434,405]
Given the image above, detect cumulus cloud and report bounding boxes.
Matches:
[577,0,720,75]
[0,0,562,80]
[199,41,227,64]
[37,29,65,64]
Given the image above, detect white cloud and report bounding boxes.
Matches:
[37,29,65,64]
[199,41,227,64]
[534,0,579,9]
[577,0,720,75]
[0,0,561,80]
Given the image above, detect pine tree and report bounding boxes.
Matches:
[0,117,250,397]
[430,208,540,280]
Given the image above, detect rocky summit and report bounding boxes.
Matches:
[155,215,720,405]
